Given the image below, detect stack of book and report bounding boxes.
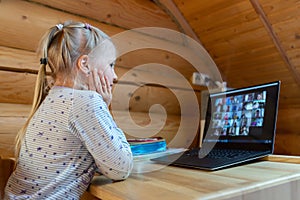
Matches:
[127,137,167,156]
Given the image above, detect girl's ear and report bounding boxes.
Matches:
[77,55,90,75]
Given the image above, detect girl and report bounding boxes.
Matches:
[4,20,133,200]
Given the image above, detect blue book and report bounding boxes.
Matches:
[128,137,167,156]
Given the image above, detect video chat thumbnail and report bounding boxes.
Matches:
[211,91,267,137]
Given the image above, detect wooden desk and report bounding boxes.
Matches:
[88,155,300,200]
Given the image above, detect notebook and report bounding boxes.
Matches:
[151,81,281,170]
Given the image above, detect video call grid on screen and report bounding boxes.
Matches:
[210,91,267,137]
[203,81,280,146]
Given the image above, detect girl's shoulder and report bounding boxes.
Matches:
[48,87,104,106]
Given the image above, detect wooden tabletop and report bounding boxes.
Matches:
[88,155,300,200]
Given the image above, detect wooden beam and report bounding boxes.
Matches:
[0,0,123,51]
[0,103,31,117]
[0,46,204,104]
[154,0,202,44]
[29,0,179,31]
[250,0,300,87]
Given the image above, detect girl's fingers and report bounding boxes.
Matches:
[91,69,112,106]
[101,76,106,87]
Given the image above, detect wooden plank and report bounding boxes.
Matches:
[116,66,204,92]
[111,84,200,115]
[204,27,275,58]
[0,103,31,117]
[0,46,40,72]
[0,117,25,156]
[263,155,300,164]
[0,46,205,94]
[30,0,178,30]
[113,49,205,88]
[216,50,284,71]
[215,44,281,61]
[0,0,220,89]
[0,131,17,158]
[287,50,300,76]
[0,109,197,157]
[154,0,201,43]
[250,0,300,86]
[0,0,210,85]
[241,179,300,200]
[0,46,206,106]
[0,69,201,111]
[0,104,30,157]
[0,0,190,54]
[0,46,201,90]
[259,0,300,23]
[88,160,300,200]
[221,65,290,82]
[275,132,300,156]
[174,0,246,23]
[0,0,123,51]
[179,0,255,35]
[109,28,221,81]
[0,71,36,104]
[80,191,100,200]
[277,86,300,109]
[198,18,263,45]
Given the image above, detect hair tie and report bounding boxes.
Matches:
[40,58,48,65]
[84,23,91,30]
[56,24,63,31]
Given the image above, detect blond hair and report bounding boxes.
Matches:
[15,20,111,158]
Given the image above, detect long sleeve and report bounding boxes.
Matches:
[69,91,133,180]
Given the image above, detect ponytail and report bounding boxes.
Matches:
[14,61,49,159]
[14,25,58,159]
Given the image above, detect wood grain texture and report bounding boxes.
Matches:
[111,84,200,115]
[0,46,202,90]
[0,103,31,157]
[0,46,38,71]
[0,69,200,113]
[250,0,300,86]
[88,157,300,200]
[0,0,188,53]
[1,0,300,156]
[154,0,201,42]
[0,103,200,157]
[0,71,36,104]
[173,0,300,94]
[172,0,300,156]
[116,49,201,85]
[0,0,123,51]
[30,0,178,30]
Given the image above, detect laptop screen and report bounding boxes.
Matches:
[203,81,280,151]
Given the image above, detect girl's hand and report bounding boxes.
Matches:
[89,68,112,106]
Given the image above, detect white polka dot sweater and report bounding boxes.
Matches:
[4,86,133,200]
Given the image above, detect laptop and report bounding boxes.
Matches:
[151,81,281,170]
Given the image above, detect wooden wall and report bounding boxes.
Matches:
[1,0,300,157]
[174,0,300,155]
[0,0,201,158]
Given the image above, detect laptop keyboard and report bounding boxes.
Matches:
[185,148,263,160]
